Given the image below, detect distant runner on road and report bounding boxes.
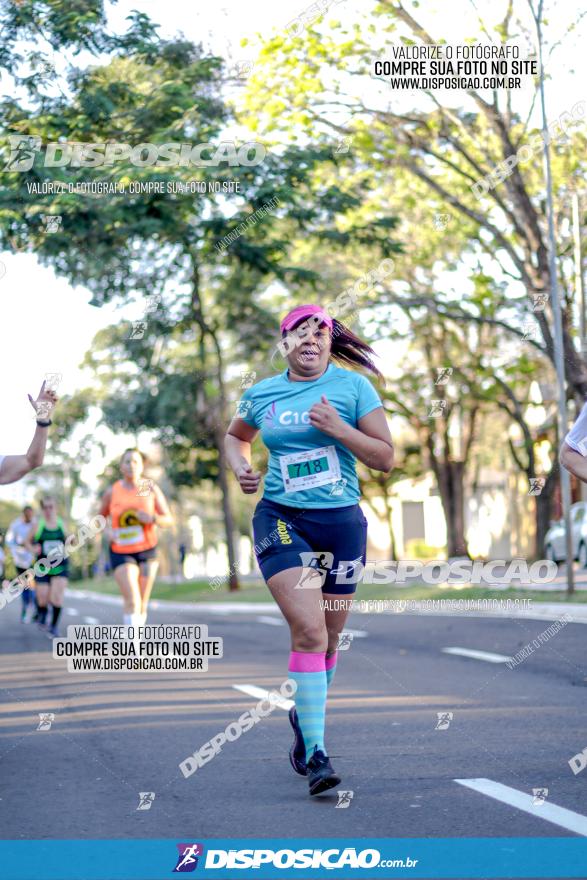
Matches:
[6,505,37,623]
[24,497,68,638]
[98,449,173,629]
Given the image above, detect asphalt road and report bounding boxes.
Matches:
[0,587,586,873]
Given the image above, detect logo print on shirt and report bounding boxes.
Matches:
[264,401,277,427]
[279,410,310,426]
[264,402,312,430]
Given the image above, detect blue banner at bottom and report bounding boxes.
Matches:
[0,838,586,879]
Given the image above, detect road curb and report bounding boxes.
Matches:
[68,589,587,623]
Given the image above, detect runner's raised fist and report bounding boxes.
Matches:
[309,395,345,438]
[28,381,58,421]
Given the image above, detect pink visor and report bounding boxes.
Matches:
[280,304,333,335]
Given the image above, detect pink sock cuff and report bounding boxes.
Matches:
[288,650,326,673]
[325,651,338,671]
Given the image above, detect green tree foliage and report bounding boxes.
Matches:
[237,0,585,555]
[0,12,402,585]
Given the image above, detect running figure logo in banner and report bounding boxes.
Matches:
[173,843,204,873]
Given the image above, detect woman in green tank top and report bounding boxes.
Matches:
[24,496,68,637]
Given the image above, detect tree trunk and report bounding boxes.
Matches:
[379,478,397,560]
[81,541,89,581]
[214,425,239,591]
[190,257,240,590]
[209,330,240,592]
[534,460,559,560]
[425,431,469,558]
[438,460,469,557]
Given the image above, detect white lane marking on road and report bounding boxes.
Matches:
[455,778,587,837]
[83,616,100,624]
[442,646,512,663]
[232,684,293,711]
[65,608,79,616]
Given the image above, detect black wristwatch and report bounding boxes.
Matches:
[36,419,52,427]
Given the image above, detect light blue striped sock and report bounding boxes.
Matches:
[326,651,338,688]
[288,651,327,762]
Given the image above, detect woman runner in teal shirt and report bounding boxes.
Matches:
[225,305,394,795]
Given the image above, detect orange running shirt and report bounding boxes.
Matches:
[109,480,157,554]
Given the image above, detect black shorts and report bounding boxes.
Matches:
[110,547,158,570]
[252,498,368,595]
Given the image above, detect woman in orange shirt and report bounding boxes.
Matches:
[99,449,173,628]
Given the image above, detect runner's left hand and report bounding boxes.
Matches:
[309,395,346,438]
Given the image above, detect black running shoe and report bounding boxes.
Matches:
[307,746,341,796]
[288,707,307,776]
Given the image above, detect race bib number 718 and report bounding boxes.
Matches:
[279,445,341,493]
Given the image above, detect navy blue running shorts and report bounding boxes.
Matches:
[110,546,158,570]
[252,498,367,595]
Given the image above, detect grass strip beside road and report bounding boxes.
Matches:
[67,578,587,605]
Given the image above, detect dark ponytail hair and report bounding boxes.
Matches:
[329,319,384,383]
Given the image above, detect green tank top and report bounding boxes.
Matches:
[34,517,67,575]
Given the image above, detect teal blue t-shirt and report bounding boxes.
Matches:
[239,364,383,508]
